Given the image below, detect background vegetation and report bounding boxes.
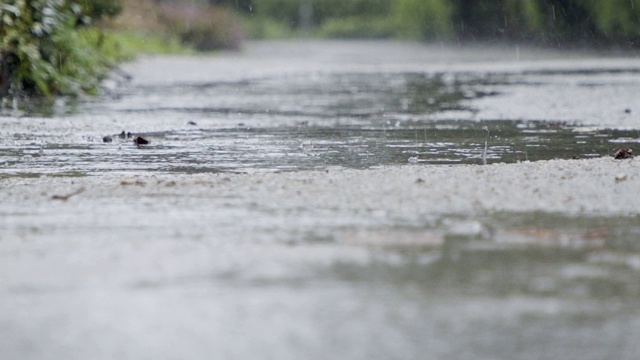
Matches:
[240,0,640,47]
[0,0,244,102]
[3,0,640,103]
[109,0,244,51]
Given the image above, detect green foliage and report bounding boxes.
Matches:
[242,16,295,39]
[392,0,453,40]
[103,30,192,57]
[251,0,392,28]
[498,0,640,45]
[506,0,544,36]
[251,0,299,27]
[584,0,640,40]
[246,0,455,40]
[0,0,120,100]
[245,0,640,47]
[316,16,394,39]
[312,0,392,23]
[79,0,122,22]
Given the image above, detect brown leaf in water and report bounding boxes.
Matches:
[120,180,146,187]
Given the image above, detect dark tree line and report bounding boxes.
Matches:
[229,0,640,47]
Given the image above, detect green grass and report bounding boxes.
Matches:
[315,16,396,39]
[99,30,195,60]
[242,16,296,39]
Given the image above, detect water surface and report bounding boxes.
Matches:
[2,65,639,176]
[2,41,640,360]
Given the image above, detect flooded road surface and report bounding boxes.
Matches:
[4,118,639,176]
[2,41,640,359]
[3,42,640,177]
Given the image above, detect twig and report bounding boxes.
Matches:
[482,126,489,165]
[51,187,85,201]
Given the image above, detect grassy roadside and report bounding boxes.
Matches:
[99,30,195,61]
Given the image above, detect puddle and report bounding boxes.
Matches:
[334,212,640,299]
[1,119,637,177]
[3,42,640,360]
[2,70,639,177]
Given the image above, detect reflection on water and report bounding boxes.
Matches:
[1,71,639,177]
[3,45,640,360]
[0,119,637,177]
[337,213,640,300]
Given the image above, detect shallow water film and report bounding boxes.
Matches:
[4,118,639,176]
[2,41,640,360]
[3,48,640,176]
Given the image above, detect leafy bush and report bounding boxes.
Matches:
[0,0,121,100]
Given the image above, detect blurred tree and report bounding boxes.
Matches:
[235,0,640,46]
[450,0,640,46]
[584,0,640,44]
[505,0,545,38]
[540,0,597,42]
[455,0,510,39]
[393,0,453,40]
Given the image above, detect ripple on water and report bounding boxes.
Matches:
[1,70,639,177]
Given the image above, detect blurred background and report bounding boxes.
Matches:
[105,0,640,51]
[5,0,638,99]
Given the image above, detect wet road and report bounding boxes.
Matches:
[2,41,640,359]
[2,41,640,176]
